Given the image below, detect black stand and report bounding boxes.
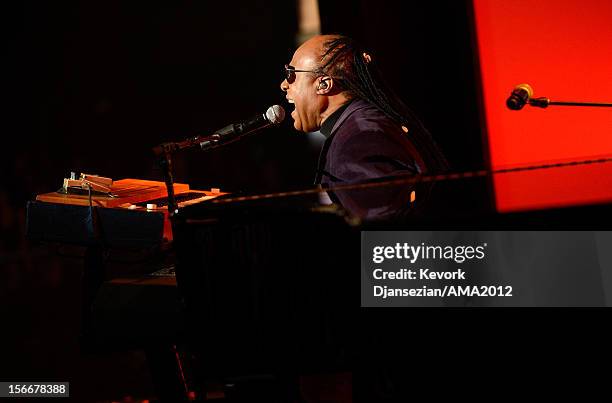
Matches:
[158,152,178,217]
[153,133,224,216]
[145,344,190,403]
[150,136,224,402]
[529,97,612,108]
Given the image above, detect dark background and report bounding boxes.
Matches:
[0,1,547,401]
[2,0,484,200]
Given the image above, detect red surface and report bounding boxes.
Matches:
[472,0,612,212]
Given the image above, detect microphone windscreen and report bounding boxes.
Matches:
[266,105,286,124]
[516,83,533,98]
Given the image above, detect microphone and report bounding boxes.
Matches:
[153,105,286,156]
[506,83,533,110]
[199,105,286,150]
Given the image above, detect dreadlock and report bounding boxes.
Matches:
[314,35,449,173]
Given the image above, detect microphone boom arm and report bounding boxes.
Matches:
[528,97,612,108]
[151,105,285,215]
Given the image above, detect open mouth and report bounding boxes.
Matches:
[286,99,296,118]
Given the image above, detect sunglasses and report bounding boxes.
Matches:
[284,64,318,84]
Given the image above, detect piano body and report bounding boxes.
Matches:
[25,176,361,400]
[26,179,228,353]
[30,178,226,244]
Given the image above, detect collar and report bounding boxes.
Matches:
[319,100,352,138]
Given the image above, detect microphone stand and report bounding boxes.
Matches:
[152,134,222,217]
[156,152,178,217]
[152,113,278,216]
[529,97,612,108]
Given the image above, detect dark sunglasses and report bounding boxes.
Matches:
[284,64,318,84]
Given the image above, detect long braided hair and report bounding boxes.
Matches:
[313,35,449,173]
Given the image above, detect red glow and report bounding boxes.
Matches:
[472,0,612,212]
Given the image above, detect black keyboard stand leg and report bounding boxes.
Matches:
[82,245,107,336]
[145,343,190,403]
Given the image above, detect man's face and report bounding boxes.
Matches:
[280,42,326,132]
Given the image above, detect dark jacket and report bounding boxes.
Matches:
[315,99,428,220]
[316,98,426,186]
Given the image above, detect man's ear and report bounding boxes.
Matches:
[316,76,333,94]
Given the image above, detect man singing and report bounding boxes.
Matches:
[280,34,448,218]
